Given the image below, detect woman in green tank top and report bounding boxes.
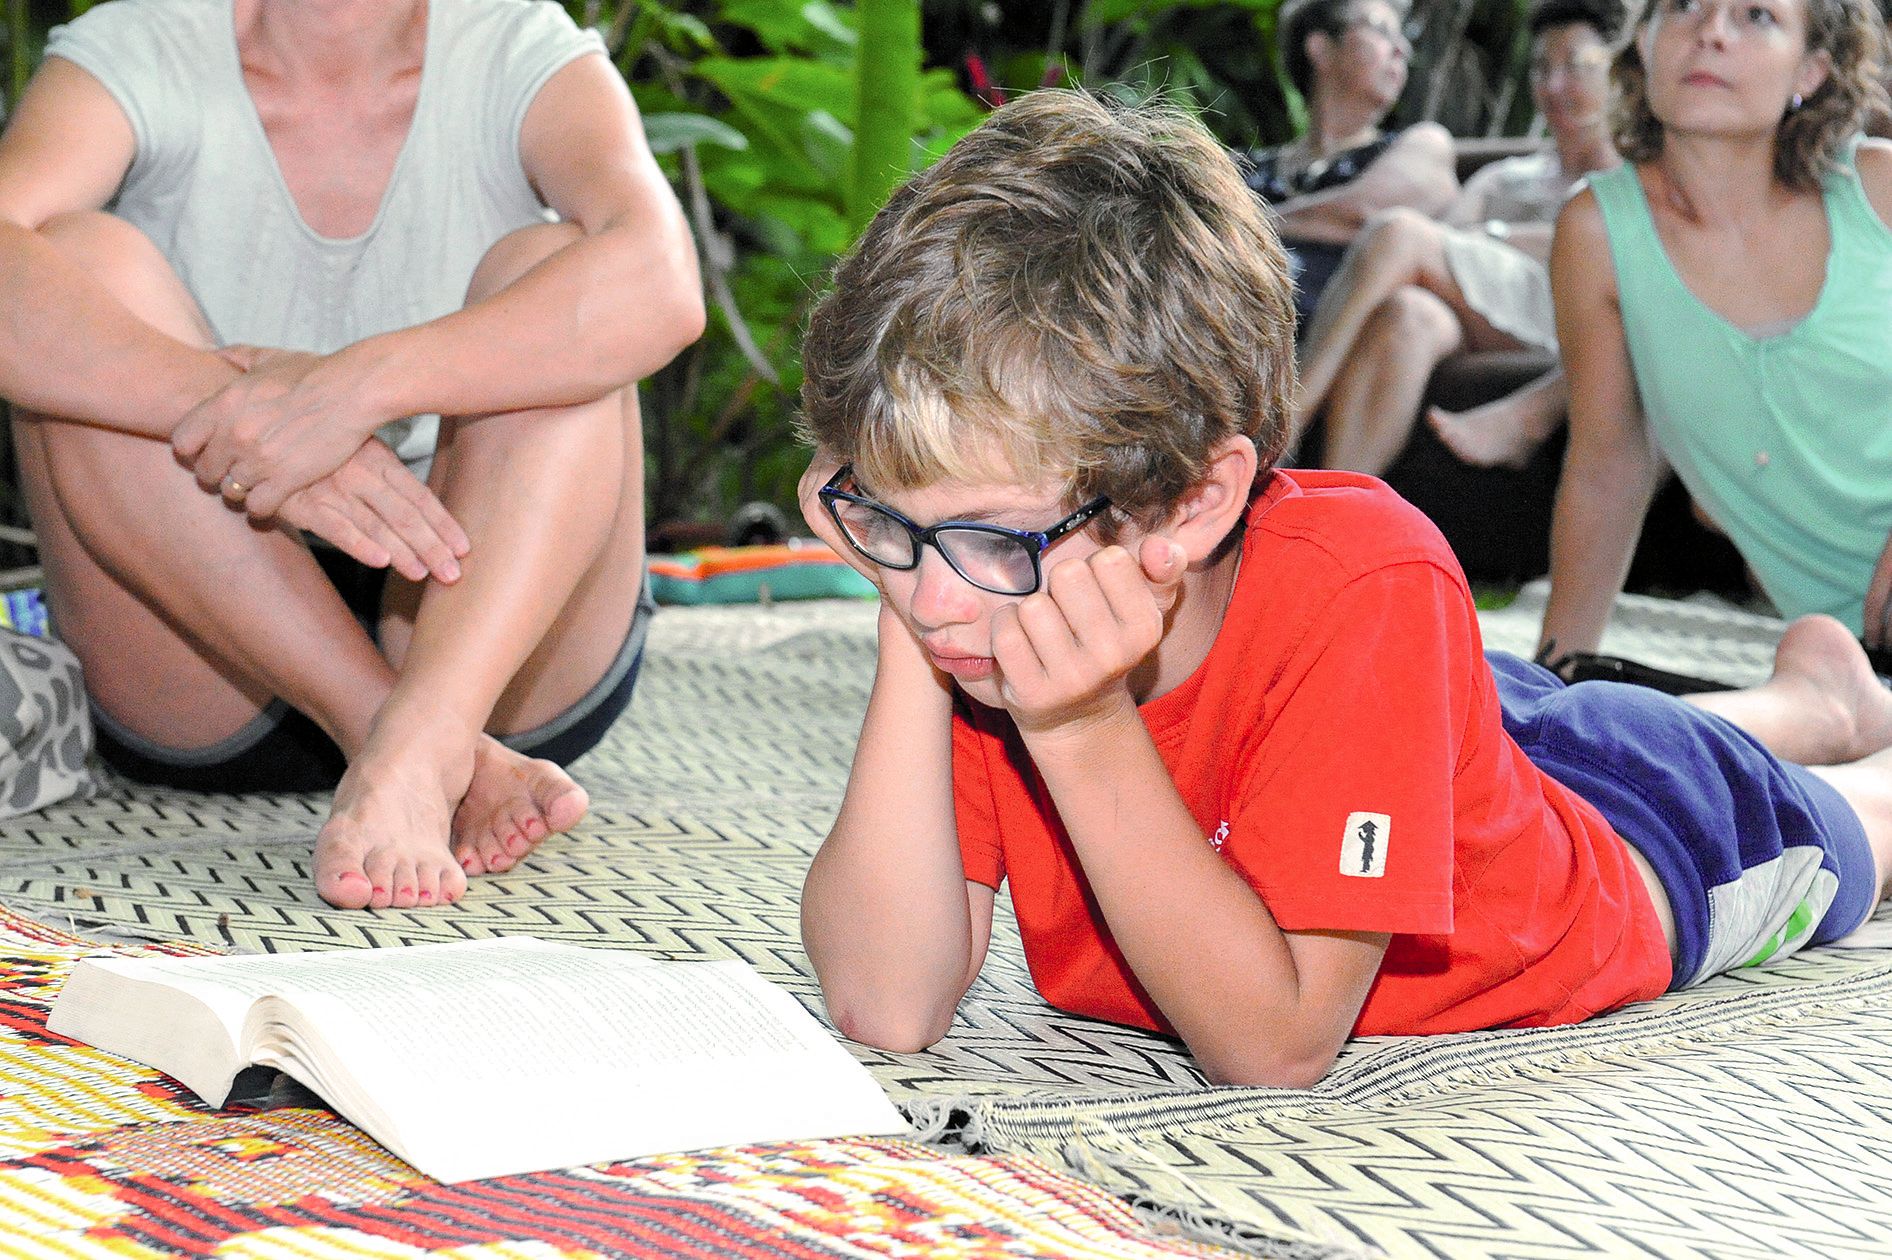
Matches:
[1540,0,1892,659]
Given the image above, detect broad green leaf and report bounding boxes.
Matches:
[656,10,715,51]
[697,56,856,121]
[720,0,856,57]
[642,112,751,154]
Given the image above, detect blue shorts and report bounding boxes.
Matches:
[1488,652,1878,989]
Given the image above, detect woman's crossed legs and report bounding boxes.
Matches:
[13,214,647,909]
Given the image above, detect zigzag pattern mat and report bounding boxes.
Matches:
[0,595,1888,1258]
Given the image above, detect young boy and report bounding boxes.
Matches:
[794,91,1892,1088]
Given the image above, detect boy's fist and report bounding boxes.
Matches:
[992,536,1187,737]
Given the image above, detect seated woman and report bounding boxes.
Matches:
[1245,0,1457,325]
[1290,0,1620,474]
[0,0,703,909]
[1541,0,1892,657]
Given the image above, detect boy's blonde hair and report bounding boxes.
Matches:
[799,90,1297,533]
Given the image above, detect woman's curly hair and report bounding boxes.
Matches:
[1612,0,1889,191]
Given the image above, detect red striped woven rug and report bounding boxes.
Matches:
[0,909,1240,1260]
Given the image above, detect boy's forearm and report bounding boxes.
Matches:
[803,611,978,1050]
[1025,709,1348,1086]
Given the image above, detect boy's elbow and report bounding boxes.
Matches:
[826,996,955,1054]
[1196,1039,1340,1090]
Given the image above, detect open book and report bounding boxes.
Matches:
[48,937,908,1183]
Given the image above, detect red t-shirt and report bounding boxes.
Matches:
[952,470,1672,1036]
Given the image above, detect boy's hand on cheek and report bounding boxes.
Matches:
[798,451,884,591]
[992,538,1187,739]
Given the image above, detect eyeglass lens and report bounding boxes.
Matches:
[1530,48,1608,80]
[829,499,1040,594]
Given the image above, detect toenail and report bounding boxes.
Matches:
[372,886,385,895]
[418,891,434,903]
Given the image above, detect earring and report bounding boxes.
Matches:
[1790,92,1805,111]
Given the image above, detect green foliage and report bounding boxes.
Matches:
[0,0,1546,539]
[624,0,981,533]
[849,0,921,232]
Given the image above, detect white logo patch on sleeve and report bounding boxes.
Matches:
[1341,812,1390,878]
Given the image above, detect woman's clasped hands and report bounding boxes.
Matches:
[170,344,469,584]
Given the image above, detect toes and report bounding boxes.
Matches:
[387,857,420,909]
[316,866,375,911]
[529,762,589,835]
[454,846,487,878]
[313,834,375,910]
[438,860,469,905]
[509,799,544,852]
[481,826,520,873]
[361,847,400,910]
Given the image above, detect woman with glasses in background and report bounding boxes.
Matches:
[1245,0,1459,326]
[1289,0,1620,476]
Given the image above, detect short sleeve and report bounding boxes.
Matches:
[1220,561,1479,936]
[951,702,1006,890]
[481,1,608,172]
[44,0,198,198]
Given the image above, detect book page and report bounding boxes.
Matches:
[58,938,905,1183]
[260,950,906,1182]
[52,939,597,1106]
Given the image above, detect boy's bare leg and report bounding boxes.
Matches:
[1686,616,1892,768]
[1685,615,1892,910]
[1428,369,1568,470]
[1808,748,1892,905]
[316,223,646,904]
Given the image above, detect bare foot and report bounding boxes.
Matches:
[449,736,589,877]
[1769,615,1892,763]
[1427,402,1543,470]
[314,735,475,910]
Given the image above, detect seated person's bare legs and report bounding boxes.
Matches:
[316,221,645,907]
[1297,208,1538,475]
[1294,208,1460,433]
[1428,369,1569,471]
[14,215,640,910]
[1319,285,1463,475]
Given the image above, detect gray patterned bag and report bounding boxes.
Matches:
[0,628,90,817]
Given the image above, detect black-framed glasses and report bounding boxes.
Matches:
[818,464,1112,597]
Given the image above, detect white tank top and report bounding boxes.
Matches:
[46,0,603,467]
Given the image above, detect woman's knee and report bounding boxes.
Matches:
[1358,206,1436,262]
[39,212,212,344]
[466,221,584,304]
[1370,286,1462,352]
